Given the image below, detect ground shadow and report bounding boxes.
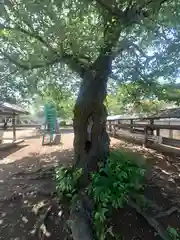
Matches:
[0,148,73,186]
[111,137,180,203]
[0,134,180,240]
[0,194,69,240]
[0,148,74,240]
[0,144,29,160]
[110,138,180,239]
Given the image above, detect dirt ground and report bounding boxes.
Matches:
[0,129,180,239]
[0,128,73,240]
[110,139,180,239]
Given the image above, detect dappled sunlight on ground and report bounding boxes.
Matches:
[0,130,180,239]
[0,129,74,239]
[0,131,74,199]
[111,136,180,204]
[0,194,68,240]
[110,137,180,237]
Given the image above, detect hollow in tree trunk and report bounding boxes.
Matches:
[73,56,111,187]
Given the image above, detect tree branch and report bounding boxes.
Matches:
[92,14,122,71]
[95,0,125,20]
[0,24,90,75]
[0,23,61,55]
[93,0,167,71]
[112,39,155,62]
[0,49,59,70]
[96,0,170,24]
[95,0,145,25]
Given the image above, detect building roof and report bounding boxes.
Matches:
[0,102,29,115]
[149,108,180,119]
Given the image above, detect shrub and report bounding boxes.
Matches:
[55,150,146,240]
[167,226,180,240]
[88,150,146,240]
[55,167,82,199]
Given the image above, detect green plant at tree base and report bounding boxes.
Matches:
[88,150,146,239]
[55,150,146,240]
[167,226,180,240]
[55,167,82,199]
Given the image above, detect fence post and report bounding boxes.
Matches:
[150,119,154,135]
[109,120,112,133]
[144,125,154,148]
[130,119,133,133]
[144,126,148,148]
[12,113,16,142]
[112,121,116,137]
[156,128,160,137]
[118,120,121,130]
[169,129,173,139]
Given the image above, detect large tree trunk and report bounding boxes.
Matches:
[70,55,112,240]
[73,56,111,187]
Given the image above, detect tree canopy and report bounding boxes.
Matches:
[2,2,180,239]
[106,81,180,116]
[1,0,180,87]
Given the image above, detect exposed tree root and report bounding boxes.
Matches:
[11,168,42,177]
[0,192,23,203]
[154,207,180,219]
[0,186,55,204]
[144,197,163,213]
[146,171,162,182]
[11,167,55,180]
[38,206,52,239]
[29,171,54,180]
[132,194,163,216]
[31,205,52,239]
[128,200,171,240]
[69,195,173,240]
[35,189,55,197]
[69,194,95,240]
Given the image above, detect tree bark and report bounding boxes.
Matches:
[70,55,112,240]
[73,55,111,187]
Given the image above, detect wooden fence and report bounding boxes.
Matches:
[0,124,41,131]
[106,118,180,156]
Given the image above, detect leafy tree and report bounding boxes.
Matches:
[2,1,180,239]
[1,0,180,189]
[0,60,27,103]
[133,99,167,116]
[32,84,75,119]
[106,81,175,116]
[158,83,180,105]
[33,67,79,118]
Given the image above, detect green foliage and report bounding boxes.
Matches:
[54,150,146,240]
[107,81,175,116]
[40,83,75,119]
[158,83,180,105]
[167,226,180,240]
[133,193,149,211]
[55,167,82,199]
[88,150,146,240]
[31,80,76,119]
[1,0,180,108]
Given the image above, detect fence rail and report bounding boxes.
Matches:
[106,118,180,156]
[0,124,41,130]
